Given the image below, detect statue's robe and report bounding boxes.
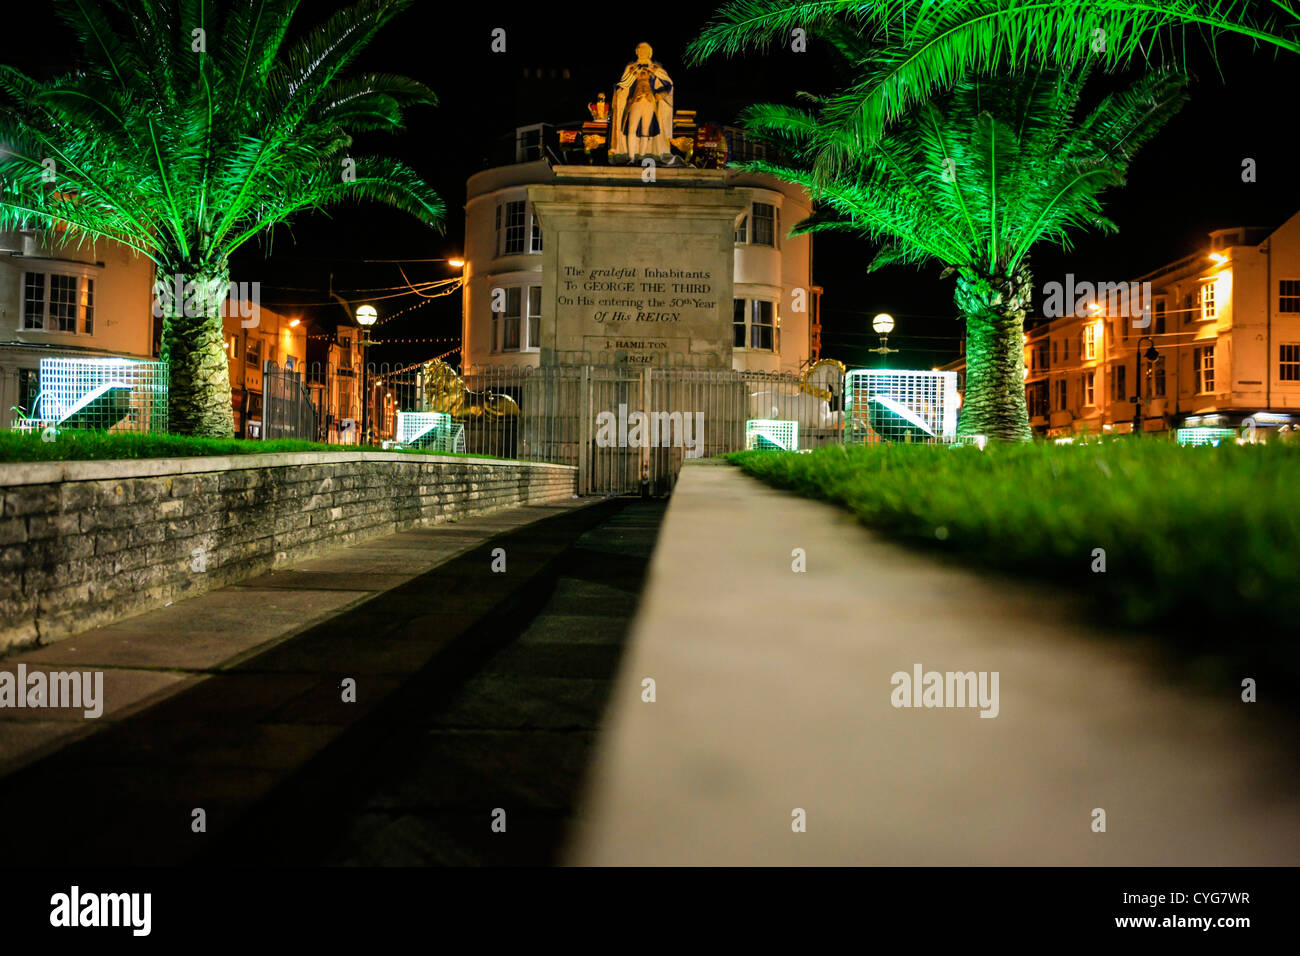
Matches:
[610,61,673,162]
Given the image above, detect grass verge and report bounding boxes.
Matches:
[727,441,1300,680]
[0,430,504,463]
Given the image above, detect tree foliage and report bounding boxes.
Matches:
[0,0,443,271]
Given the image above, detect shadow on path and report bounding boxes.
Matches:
[210,499,666,866]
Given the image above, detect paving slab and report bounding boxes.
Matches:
[16,589,372,671]
[0,498,596,794]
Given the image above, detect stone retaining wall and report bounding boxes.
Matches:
[0,452,577,652]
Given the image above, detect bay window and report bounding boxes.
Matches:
[21,271,96,334]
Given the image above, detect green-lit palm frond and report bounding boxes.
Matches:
[691,0,1297,143]
[687,0,867,62]
[0,0,442,273]
[740,68,1188,283]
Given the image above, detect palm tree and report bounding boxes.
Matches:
[741,67,1188,440]
[688,0,1298,149]
[0,0,443,437]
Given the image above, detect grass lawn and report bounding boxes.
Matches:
[0,430,503,463]
[728,440,1300,681]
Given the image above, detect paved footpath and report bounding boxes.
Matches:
[569,460,1300,865]
[212,500,666,866]
[0,496,629,865]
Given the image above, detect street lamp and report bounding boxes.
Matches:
[1133,335,1159,435]
[356,304,378,445]
[870,312,899,366]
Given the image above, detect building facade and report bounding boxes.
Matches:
[0,229,154,427]
[945,211,1300,436]
[221,302,309,439]
[305,321,364,444]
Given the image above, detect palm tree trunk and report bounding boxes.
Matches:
[157,266,236,438]
[955,267,1033,442]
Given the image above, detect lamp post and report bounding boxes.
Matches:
[356,304,378,445]
[1134,335,1159,436]
[869,312,899,367]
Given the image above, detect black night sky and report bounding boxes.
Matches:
[6,0,1299,370]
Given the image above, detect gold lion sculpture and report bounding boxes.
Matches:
[420,358,519,418]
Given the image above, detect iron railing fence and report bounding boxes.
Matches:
[458,361,846,494]
[261,362,318,442]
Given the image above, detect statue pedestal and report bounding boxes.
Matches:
[528,168,751,367]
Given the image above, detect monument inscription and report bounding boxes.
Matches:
[550,228,731,362]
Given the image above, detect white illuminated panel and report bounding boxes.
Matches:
[844,369,958,444]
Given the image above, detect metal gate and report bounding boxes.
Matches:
[459,360,845,496]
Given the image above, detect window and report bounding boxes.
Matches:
[1082,324,1097,360]
[1280,279,1300,313]
[502,286,522,350]
[733,298,777,351]
[516,124,544,163]
[1084,371,1095,406]
[528,285,542,349]
[245,337,262,367]
[752,202,775,247]
[338,335,351,350]
[83,279,94,334]
[1121,315,1128,342]
[1110,363,1126,401]
[494,284,542,352]
[1200,282,1216,321]
[20,272,95,333]
[17,368,39,417]
[23,273,44,329]
[1154,300,1166,335]
[530,211,543,253]
[1280,343,1300,381]
[501,200,527,255]
[1154,360,1166,397]
[1062,337,1068,362]
[1183,290,1196,325]
[734,216,747,244]
[49,274,78,331]
[1195,346,1215,393]
[1028,382,1048,418]
[1052,340,1058,365]
[750,300,776,350]
[1054,379,1067,411]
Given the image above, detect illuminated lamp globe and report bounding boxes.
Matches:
[356,305,378,327]
[873,313,895,335]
